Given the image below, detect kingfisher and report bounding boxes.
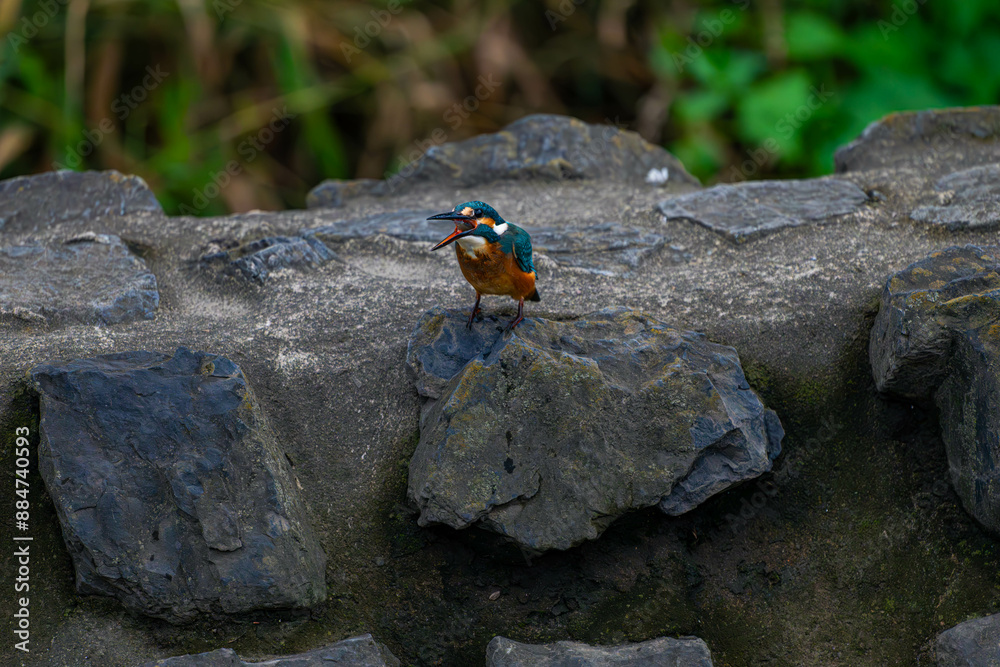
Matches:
[428,201,539,331]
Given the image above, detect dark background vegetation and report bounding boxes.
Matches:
[2,0,998,216]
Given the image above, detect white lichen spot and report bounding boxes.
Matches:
[645,167,670,185]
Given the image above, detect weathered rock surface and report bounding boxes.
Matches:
[835,106,1000,175]
[0,169,162,234]
[145,635,400,666]
[200,235,337,284]
[656,178,869,242]
[869,245,1000,534]
[936,614,1000,667]
[307,114,698,207]
[0,233,159,326]
[485,635,713,666]
[29,348,327,623]
[406,307,783,551]
[910,164,1000,231]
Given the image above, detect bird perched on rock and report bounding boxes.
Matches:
[429,201,539,331]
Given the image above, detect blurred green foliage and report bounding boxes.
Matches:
[1,0,998,216]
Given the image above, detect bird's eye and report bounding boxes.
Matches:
[474,208,483,217]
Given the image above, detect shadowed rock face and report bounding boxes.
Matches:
[406,307,783,551]
[910,163,1000,231]
[30,348,327,623]
[486,635,713,667]
[307,114,699,207]
[200,235,338,284]
[0,170,162,235]
[835,106,1000,175]
[936,614,1000,667]
[869,245,1000,534]
[657,178,870,243]
[0,233,159,327]
[144,635,400,666]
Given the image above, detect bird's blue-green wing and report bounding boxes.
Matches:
[504,224,535,274]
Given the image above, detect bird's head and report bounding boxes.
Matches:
[428,201,506,250]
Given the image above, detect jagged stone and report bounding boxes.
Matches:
[656,178,868,243]
[869,245,1000,534]
[307,114,698,206]
[936,614,1000,667]
[145,635,400,666]
[0,169,162,234]
[200,235,337,284]
[834,106,1000,175]
[406,307,783,551]
[0,233,159,326]
[910,163,1000,231]
[30,348,327,623]
[486,636,714,666]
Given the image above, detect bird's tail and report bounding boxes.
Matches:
[528,288,541,302]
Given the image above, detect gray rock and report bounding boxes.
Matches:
[869,245,1000,534]
[30,348,327,623]
[146,635,400,666]
[835,106,1000,175]
[0,233,159,326]
[486,635,713,666]
[305,211,667,275]
[200,235,337,284]
[406,307,783,551]
[656,178,868,243]
[307,114,698,206]
[0,169,162,234]
[911,164,1000,230]
[936,614,1000,667]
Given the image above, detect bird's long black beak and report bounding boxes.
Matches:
[429,211,477,250]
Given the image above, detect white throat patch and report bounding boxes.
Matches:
[457,234,487,257]
[493,222,508,236]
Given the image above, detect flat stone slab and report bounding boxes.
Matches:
[145,635,400,666]
[0,169,162,234]
[835,106,1000,175]
[0,233,159,326]
[307,114,698,206]
[910,163,1000,231]
[656,178,868,243]
[30,348,327,623]
[305,212,668,275]
[937,613,1000,667]
[406,307,783,551]
[869,245,1000,535]
[486,636,714,666]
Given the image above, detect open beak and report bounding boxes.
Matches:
[428,211,477,250]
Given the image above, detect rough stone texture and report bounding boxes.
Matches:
[307,114,698,207]
[0,233,159,326]
[835,106,1000,175]
[29,348,327,623]
[145,635,400,666]
[5,107,1000,666]
[910,164,1000,231]
[0,169,162,234]
[486,636,713,666]
[200,235,337,283]
[656,178,869,242]
[406,307,783,551]
[869,245,1000,534]
[936,614,1000,667]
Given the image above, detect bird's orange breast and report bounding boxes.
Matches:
[455,242,536,301]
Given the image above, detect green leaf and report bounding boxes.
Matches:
[785,12,845,60]
[736,69,815,160]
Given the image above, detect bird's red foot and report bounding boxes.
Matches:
[466,293,482,330]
